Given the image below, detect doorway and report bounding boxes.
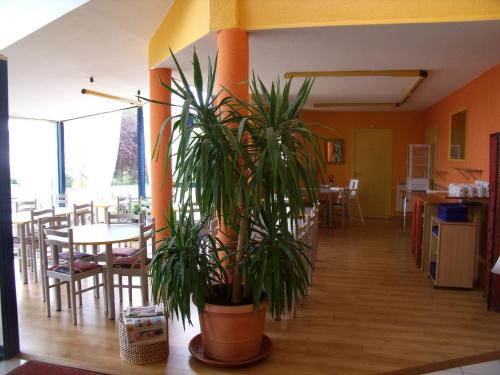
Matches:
[352,129,392,218]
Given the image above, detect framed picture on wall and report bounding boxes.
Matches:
[326,139,344,164]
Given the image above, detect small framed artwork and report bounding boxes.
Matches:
[326,139,344,164]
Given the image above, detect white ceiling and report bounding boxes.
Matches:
[1,0,173,121]
[0,0,90,50]
[162,21,500,111]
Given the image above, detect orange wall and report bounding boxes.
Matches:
[423,64,500,186]
[301,111,425,215]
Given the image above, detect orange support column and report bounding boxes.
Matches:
[217,28,249,103]
[149,68,172,238]
[216,28,249,248]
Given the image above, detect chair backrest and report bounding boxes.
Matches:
[73,202,94,226]
[42,226,76,276]
[30,207,55,242]
[116,196,128,214]
[52,193,68,207]
[16,199,37,212]
[38,215,70,266]
[348,179,359,191]
[106,211,144,224]
[140,219,156,258]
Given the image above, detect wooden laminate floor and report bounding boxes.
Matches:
[15,219,500,374]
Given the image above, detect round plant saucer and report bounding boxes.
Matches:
[188,334,272,368]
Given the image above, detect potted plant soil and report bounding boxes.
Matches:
[149,50,322,365]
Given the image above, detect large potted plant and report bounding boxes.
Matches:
[149,50,322,364]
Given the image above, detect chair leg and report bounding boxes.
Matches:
[70,281,78,325]
[45,277,51,317]
[41,263,46,303]
[356,196,365,224]
[102,272,108,315]
[347,198,353,223]
[93,245,99,299]
[78,280,83,306]
[66,282,71,309]
[141,274,148,306]
[118,276,123,302]
[128,276,133,305]
[33,247,38,283]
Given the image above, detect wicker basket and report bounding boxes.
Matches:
[118,314,169,365]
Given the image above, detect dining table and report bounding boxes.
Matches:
[71,223,141,320]
[93,201,115,223]
[12,207,73,284]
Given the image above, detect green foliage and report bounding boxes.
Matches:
[149,48,322,323]
[150,203,227,328]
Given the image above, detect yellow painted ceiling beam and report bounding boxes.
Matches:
[285,70,426,79]
[149,0,500,68]
[149,0,210,69]
[314,103,398,108]
[237,0,500,31]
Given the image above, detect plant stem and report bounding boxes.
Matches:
[231,215,247,304]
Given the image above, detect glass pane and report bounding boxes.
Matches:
[111,109,141,199]
[65,111,121,202]
[9,119,57,207]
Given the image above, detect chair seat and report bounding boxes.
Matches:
[49,261,102,274]
[59,251,94,260]
[99,247,138,257]
[113,256,151,269]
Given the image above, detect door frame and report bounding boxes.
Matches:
[0,55,20,360]
[352,128,393,218]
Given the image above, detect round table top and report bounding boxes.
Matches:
[71,223,140,245]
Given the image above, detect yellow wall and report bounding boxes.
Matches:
[423,64,500,186]
[301,110,425,215]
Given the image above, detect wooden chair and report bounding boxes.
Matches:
[28,207,55,283]
[15,199,37,212]
[115,196,128,214]
[51,193,68,207]
[110,220,156,306]
[332,190,347,226]
[37,214,72,302]
[346,179,365,224]
[73,202,94,226]
[41,227,107,325]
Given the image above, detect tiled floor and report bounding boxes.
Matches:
[0,358,26,374]
[426,360,500,375]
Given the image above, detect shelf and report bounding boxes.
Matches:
[454,167,483,180]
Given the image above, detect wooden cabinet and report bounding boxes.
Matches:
[428,217,476,288]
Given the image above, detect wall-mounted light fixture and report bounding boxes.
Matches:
[81,88,143,106]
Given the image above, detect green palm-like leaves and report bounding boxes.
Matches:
[150,48,322,322]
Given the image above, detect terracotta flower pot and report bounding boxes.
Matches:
[199,301,268,362]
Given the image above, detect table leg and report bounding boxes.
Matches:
[105,243,115,319]
[342,195,346,227]
[19,223,28,284]
[403,194,407,233]
[328,193,333,228]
